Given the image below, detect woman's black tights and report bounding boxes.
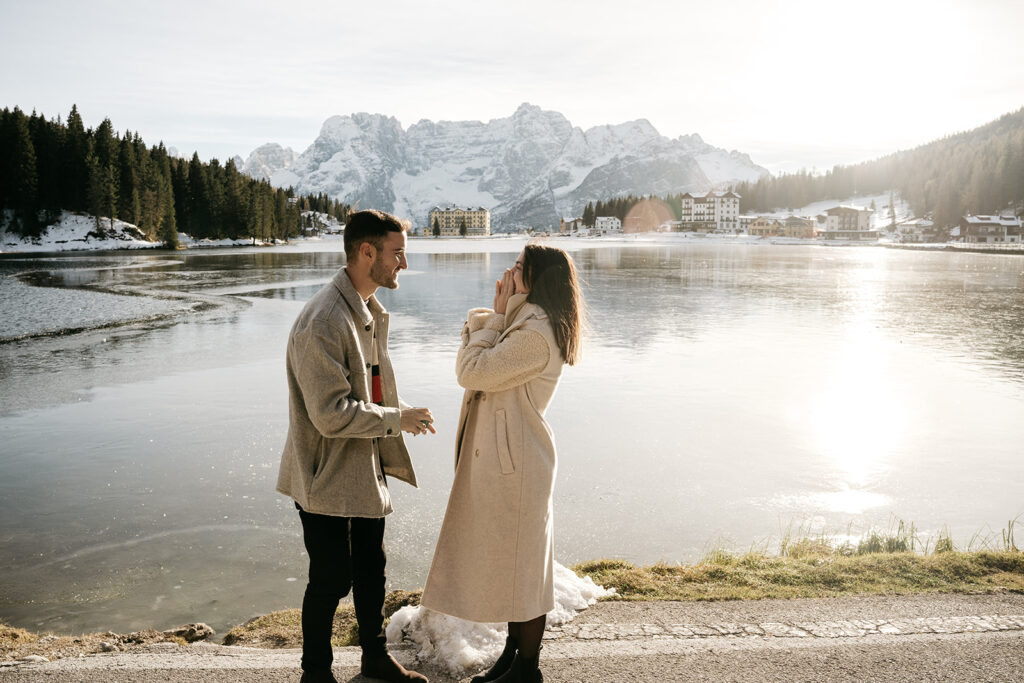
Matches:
[508,614,546,658]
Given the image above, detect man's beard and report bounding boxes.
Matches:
[370,255,399,289]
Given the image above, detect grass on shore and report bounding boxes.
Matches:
[5,519,1021,661]
[576,518,1024,601]
[576,551,1024,601]
[220,589,421,649]
[0,624,183,663]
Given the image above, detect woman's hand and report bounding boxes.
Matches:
[493,268,515,314]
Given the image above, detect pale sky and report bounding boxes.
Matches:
[2,0,1022,174]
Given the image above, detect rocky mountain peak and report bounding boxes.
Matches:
[242,105,767,230]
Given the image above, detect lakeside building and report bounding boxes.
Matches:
[560,217,585,234]
[959,215,1022,243]
[429,206,491,236]
[738,215,756,233]
[896,218,937,243]
[784,216,817,239]
[821,205,877,241]
[743,214,815,238]
[595,216,622,234]
[749,217,784,237]
[677,191,741,233]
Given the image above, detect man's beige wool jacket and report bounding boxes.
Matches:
[276,267,416,517]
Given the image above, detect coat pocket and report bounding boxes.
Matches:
[494,409,515,474]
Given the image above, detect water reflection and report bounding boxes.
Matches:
[0,241,1022,637]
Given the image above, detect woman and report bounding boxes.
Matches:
[421,243,584,683]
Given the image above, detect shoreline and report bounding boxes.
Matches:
[6,227,1024,257]
[6,595,1023,682]
[4,547,1021,664]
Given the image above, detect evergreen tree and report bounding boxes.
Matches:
[29,110,64,224]
[205,158,226,238]
[117,133,141,225]
[63,105,91,211]
[222,158,246,238]
[273,189,288,241]
[158,162,178,247]
[187,152,211,238]
[432,215,440,237]
[459,219,467,236]
[170,156,190,235]
[93,119,119,229]
[9,110,39,235]
[582,201,595,226]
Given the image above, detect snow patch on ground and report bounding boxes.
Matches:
[175,233,280,248]
[385,562,613,677]
[1,212,158,253]
[0,212,290,254]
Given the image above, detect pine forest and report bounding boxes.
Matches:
[734,109,1024,226]
[0,105,350,247]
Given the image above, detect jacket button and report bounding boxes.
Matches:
[366,363,371,368]
[386,428,392,435]
[365,324,371,331]
[474,449,480,457]
[377,475,383,482]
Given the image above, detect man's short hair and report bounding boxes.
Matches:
[344,210,408,263]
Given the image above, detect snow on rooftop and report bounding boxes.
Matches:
[961,215,1021,226]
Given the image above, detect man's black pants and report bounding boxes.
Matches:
[297,504,387,671]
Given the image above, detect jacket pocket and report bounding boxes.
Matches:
[494,409,515,474]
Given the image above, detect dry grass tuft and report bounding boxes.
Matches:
[222,589,424,649]
[576,550,1024,602]
[0,622,179,662]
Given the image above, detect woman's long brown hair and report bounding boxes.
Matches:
[522,244,583,365]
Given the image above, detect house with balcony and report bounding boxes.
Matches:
[749,216,784,237]
[896,218,936,243]
[595,216,622,234]
[820,205,877,241]
[959,215,1022,243]
[429,205,491,236]
[783,216,816,238]
[560,217,585,234]
[677,191,741,233]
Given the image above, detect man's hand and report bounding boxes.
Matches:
[401,407,436,436]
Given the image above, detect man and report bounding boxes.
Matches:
[277,209,435,683]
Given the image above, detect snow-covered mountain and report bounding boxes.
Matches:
[241,103,768,230]
[238,143,297,183]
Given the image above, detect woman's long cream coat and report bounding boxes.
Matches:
[421,293,563,623]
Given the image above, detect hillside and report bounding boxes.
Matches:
[736,109,1024,226]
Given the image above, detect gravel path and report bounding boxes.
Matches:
[3,593,1023,682]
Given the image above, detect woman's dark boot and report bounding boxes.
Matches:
[490,647,542,683]
[517,650,542,683]
[470,636,517,682]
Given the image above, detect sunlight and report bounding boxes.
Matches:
[810,270,906,499]
[811,487,891,515]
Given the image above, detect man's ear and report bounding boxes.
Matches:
[359,241,377,263]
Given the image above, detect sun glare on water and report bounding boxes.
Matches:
[809,267,905,513]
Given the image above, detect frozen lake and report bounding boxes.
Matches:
[1,236,1023,636]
